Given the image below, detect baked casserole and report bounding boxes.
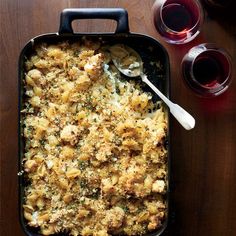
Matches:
[21,39,168,236]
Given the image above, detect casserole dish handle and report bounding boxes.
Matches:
[59,8,130,34]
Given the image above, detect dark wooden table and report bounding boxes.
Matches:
[1,0,236,235]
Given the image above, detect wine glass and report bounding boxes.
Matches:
[152,0,204,44]
[181,43,232,97]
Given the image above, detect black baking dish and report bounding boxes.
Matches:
[18,8,170,236]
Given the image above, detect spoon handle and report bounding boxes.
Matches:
[141,74,195,130]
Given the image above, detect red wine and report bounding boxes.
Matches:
[162,3,194,32]
[152,0,203,44]
[182,44,232,97]
[193,51,228,88]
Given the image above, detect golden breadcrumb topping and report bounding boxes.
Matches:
[22,39,168,236]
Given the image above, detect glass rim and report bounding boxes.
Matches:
[159,0,204,35]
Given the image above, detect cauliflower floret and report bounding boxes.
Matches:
[152,180,165,193]
[24,160,38,172]
[30,96,41,107]
[27,69,46,86]
[60,125,79,145]
[27,69,42,80]
[84,53,104,80]
[95,145,112,162]
[47,46,64,59]
[101,178,115,194]
[102,207,125,229]
[76,73,91,91]
[147,215,160,231]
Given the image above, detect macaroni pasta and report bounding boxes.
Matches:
[22,39,168,236]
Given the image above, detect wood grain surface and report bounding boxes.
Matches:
[0,0,236,235]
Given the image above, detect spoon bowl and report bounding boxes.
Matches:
[110,44,143,77]
[109,44,195,130]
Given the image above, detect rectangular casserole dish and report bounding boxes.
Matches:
[18,8,170,236]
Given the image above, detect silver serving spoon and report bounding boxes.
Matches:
[109,44,195,130]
